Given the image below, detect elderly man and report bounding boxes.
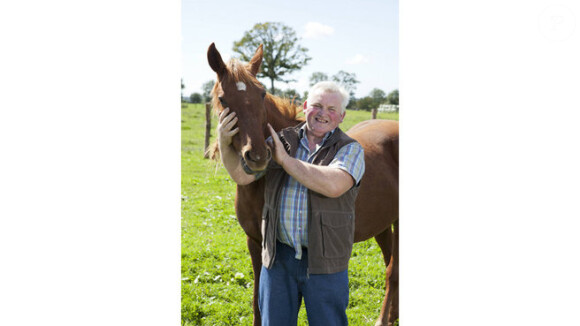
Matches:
[217,81,365,326]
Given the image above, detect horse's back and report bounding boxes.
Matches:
[347,119,398,166]
[347,119,398,146]
[347,119,399,241]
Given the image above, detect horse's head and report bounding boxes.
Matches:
[207,43,271,173]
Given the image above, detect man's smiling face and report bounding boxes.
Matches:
[303,91,345,141]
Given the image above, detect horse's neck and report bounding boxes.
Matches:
[265,97,302,131]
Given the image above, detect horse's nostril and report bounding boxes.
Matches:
[244,150,259,163]
[245,149,270,163]
[244,150,252,162]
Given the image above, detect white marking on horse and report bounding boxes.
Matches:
[236,82,247,91]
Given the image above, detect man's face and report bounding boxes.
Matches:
[303,91,345,139]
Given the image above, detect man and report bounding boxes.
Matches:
[217,81,365,325]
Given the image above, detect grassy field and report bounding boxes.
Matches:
[181,103,398,325]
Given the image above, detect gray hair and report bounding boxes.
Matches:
[307,81,349,113]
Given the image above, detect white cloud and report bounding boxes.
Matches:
[302,22,334,39]
[345,54,370,65]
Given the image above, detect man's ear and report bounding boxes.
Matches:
[303,100,308,110]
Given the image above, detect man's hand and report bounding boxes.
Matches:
[218,108,239,148]
[267,123,289,167]
[266,123,355,198]
[216,107,255,186]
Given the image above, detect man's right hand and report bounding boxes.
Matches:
[216,107,255,185]
[217,107,239,148]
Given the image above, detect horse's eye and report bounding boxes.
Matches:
[261,92,266,99]
[218,96,227,106]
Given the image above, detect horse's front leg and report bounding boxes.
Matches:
[247,236,262,326]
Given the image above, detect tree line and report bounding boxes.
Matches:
[184,22,398,111]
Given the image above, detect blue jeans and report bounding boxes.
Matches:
[258,241,349,326]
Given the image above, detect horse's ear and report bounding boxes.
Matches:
[207,43,226,76]
[249,44,263,76]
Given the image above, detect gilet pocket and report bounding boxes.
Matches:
[320,212,354,258]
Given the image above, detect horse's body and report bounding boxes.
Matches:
[207,43,399,326]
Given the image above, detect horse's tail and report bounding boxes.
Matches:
[205,141,220,161]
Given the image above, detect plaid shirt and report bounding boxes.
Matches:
[274,125,365,260]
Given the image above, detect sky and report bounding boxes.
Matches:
[182,0,398,99]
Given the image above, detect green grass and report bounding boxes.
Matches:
[182,103,398,325]
[341,110,399,130]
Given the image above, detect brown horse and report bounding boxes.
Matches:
[207,42,399,326]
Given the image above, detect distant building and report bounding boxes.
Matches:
[378,104,399,112]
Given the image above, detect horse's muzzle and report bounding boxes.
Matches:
[240,148,271,174]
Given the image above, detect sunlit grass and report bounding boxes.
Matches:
[181,103,397,325]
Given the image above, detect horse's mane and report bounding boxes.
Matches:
[265,93,304,123]
[207,58,304,161]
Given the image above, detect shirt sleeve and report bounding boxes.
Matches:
[328,142,365,185]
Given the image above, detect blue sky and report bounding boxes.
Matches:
[182,0,398,99]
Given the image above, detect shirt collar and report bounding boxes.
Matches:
[299,124,336,145]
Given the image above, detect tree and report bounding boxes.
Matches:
[181,78,185,102]
[332,70,359,97]
[233,22,311,94]
[386,89,399,105]
[309,72,328,86]
[369,88,387,108]
[356,96,374,111]
[281,88,301,102]
[202,80,215,103]
[346,96,357,110]
[190,93,203,103]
